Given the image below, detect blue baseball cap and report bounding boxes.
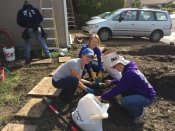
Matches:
[82,48,94,56]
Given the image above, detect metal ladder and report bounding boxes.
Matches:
[40,0,59,50]
[67,0,76,29]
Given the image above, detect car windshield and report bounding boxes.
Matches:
[98,12,111,18]
[103,9,123,19]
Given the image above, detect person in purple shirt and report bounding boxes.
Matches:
[79,34,103,80]
[97,53,156,124]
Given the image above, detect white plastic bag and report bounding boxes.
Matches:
[102,52,117,67]
[104,66,122,80]
[72,94,109,131]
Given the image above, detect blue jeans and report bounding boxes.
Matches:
[121,95,154,118]
[24,28,50,60]
[52,76,79,102]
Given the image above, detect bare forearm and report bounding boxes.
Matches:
[78,81,88,91]
[81,79,92,85]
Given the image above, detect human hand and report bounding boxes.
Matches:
[96,96,102,101]
[105,80,112,85]
[91,77,101,86]
[91,79,100,89]
[87,87,94,94]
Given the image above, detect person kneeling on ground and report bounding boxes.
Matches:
[52,48,95,103]
[97,53,156,124]
[79,34,103,80]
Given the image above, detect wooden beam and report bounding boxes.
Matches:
[15,98,46,118]
[30,58,52,65]
[58,56,71,63]
[2,124,37,131]
[49,63,64,76]
[28,77,61,97]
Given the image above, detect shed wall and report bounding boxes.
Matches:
[0,0,68,49]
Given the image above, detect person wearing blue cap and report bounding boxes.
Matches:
[52,48,95,103]
[79,34,103,80]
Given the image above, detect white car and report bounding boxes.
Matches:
[91,12,111,19]
[82,8,172,42]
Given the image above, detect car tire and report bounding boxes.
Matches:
[98,28,111,41]
[149,30,163,42]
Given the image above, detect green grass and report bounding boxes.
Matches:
[0,70,22,126]
[50,50,61,58]
[0,71,20,106]
[0,50,68,129]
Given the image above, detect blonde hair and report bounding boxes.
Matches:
[88,33,101,46]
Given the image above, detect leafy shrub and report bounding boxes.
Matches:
[76,14,89,29]
[161,8,175,13]
[132,0,141,8]
[164,3,175,8]
[75,0,124,27]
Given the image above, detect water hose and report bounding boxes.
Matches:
[0,28,14,49]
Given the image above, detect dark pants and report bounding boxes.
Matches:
[52,76,79,102]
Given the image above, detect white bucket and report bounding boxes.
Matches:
[3,47,16,61]
[60,48,68,53]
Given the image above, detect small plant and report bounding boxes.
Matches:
[132,0,141,8]
[50,50,62,58]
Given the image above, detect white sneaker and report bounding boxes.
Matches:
[134,110,145,124]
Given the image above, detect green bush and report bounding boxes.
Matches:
[76,14,89,29]
[161,8,175,13]
[132,0,141,8]
[164,3,175,8]
[75,0,124,27]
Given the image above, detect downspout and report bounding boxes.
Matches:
[63,0,70,47]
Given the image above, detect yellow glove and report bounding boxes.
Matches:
[98,71,103,80]
[91,70,96,80]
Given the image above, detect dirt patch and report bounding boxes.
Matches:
[1,36,175,131]
[100,40,175,131]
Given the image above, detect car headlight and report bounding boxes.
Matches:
[87,24,98,28]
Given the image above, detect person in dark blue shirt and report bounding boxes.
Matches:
[17,1,50,64]
[79,34,103,80]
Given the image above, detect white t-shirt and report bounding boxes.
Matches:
[53,58,84,81]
